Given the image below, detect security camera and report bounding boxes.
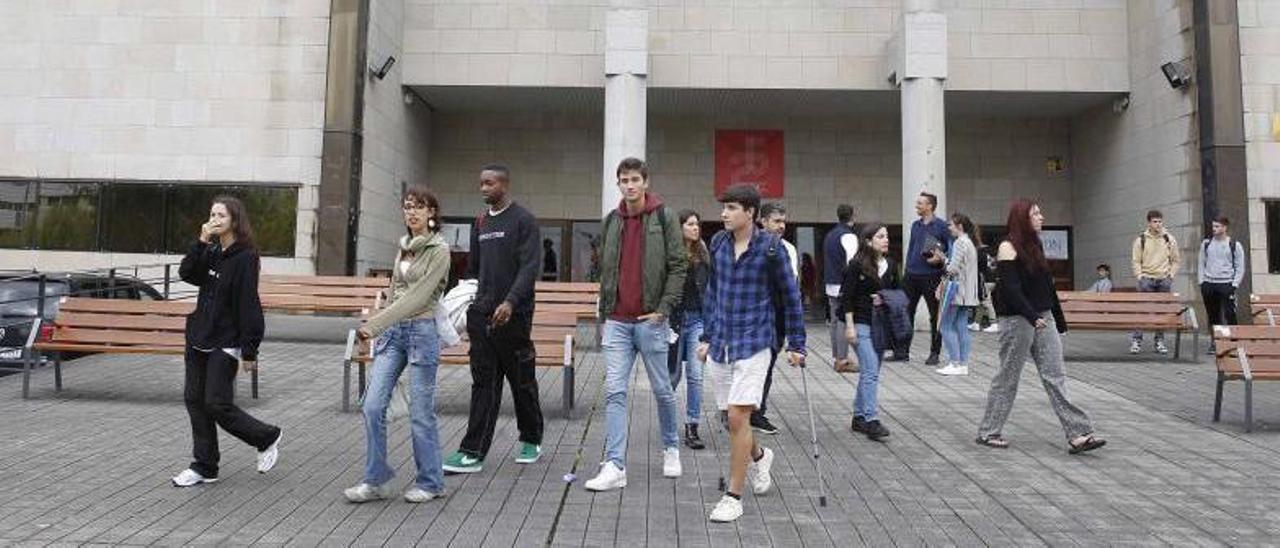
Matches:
[369,55,396,80]
[1161,61,1190,89]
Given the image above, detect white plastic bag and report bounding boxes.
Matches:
[436,280,476,348]
[386,376,411,421]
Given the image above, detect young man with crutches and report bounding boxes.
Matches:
[698,184,807,523]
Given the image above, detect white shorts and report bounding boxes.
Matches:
[707,348,771,410]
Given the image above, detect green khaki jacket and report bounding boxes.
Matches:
[597,203,687,319]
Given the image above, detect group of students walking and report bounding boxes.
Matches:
[173,157,1248,524]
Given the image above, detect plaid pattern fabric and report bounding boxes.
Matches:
[701,228,806,363]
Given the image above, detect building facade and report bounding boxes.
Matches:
[2,0,1277,300]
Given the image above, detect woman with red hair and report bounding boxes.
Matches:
[976,199,1106,454]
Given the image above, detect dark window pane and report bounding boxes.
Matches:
[35,182,99,250]
[1268,201,1280,274]
[102,184,166,253]
[0,181,35,248]
[165,185,297,257]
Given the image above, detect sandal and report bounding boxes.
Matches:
[974,435,1009,449]
[1068,435,1106,454]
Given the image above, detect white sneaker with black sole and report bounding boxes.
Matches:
[172,468,217,487]
[1155,341,1169,354]
[1129,341,1142,354]
[257,430,282,473]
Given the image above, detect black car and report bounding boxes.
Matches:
[0,272,164,371]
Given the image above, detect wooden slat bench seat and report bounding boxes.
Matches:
[259,274,389,316]
[1249,294,1280,325]
[1057,291,1199,359]
[24,297,261,399]
[1211,325,1280,431]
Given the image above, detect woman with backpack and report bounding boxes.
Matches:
[173,196,282,487]
[936,213,980,376]
[840,222,900,441]
[667,209,709,450]
[976,199,1105,454]
[344,185,452,503]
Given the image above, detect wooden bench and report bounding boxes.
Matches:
[259,274,389,316]
[341,310,581,416]
[1057,291,1199,359]
[1249,294,1280,325]
[22,297,260,399]
[1211,325,1280,432]
[534,281,599,320]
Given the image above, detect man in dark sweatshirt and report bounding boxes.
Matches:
[442,164,545,474]
[583,157,688,492]
[903,191,952,365]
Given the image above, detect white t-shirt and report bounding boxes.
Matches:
[825,233,859,298]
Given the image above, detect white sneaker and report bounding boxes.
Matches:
[968,322,981,332]
[936,363,969,376]
[257,430,282,473]
[662,447,682,478]
[171,468,217,487]
[747,447,774,495]
[1129,341,1142,354]
[584,461,627,491]
[404,487,442,503]
[983,324,1000,333]
[709,495,744,522]
[1155,341,1169,354]
[343,482,393,503]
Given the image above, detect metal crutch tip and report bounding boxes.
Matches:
[819,496,827,507]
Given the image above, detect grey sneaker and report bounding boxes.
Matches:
[1155,341,1169,354]
[344,482,393,503]
[172,468,217,487]
[404,487,442,503]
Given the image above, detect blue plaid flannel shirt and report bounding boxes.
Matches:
[700,228,806,364]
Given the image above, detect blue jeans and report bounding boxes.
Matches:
[669,313,705,425]
[601,319,681,469]
[941,306,973,364]
[361,318,444,494]
[852,323,882,421]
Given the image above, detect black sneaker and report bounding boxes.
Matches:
[851,416,868,433]
[684,424,706,450]
[888,354,909,362]
[863,420,890,441]
[924,353,940,366]
[750,414,779,435]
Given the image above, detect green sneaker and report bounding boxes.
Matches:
[442,451,483,474]
[514,442,542,464]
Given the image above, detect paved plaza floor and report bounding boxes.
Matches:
[2,324,1279,546]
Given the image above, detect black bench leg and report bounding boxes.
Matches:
[251,367,259,399]
[562,364,575,419]
[343,360,351,412]
[1173,331,1181,361]
[1213,372,1224,422]
[1245,379,1254,433]
[54,352,62,392]
[22,350,33,399]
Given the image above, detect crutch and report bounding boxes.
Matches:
[715,408,728,492]
[799,360,828,507]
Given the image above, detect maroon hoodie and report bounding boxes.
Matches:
[610,193,664,321]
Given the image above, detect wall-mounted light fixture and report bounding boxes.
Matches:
[369,55,396,80]
[1161,61,1191,89]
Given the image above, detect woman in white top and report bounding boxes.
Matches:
[937,213,980,376]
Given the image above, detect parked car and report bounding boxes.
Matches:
[0,272,164,371]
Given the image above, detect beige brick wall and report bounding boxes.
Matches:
[359,0,434,274]
[1240,0,1280,293]
[0,0,329,270]
[402,0,1130,92]
[424,109,1072,229]
[1070,0,1198,293]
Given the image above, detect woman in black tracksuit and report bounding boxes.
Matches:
[171,196,282,487]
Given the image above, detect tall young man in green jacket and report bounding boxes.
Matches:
[584,157,689,492]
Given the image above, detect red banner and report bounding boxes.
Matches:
[715,130,784,198]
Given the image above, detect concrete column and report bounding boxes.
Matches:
[601,9,648,216]
[896,1,948,231]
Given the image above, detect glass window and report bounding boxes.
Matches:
[164,185,298,257]
[0,181,34,248]
[102,184,166,253]
[34,182,100,251]
[1267,201,1280,274]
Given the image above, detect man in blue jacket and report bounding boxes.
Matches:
[902,192,951,365]
[822,204,858,372]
